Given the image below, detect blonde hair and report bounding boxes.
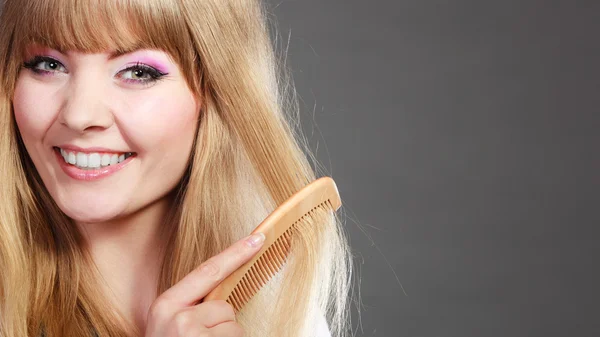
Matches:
[0,0,354,336]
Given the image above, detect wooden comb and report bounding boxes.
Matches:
[202,176,342,312]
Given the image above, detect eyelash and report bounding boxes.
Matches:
[22,56,168,86]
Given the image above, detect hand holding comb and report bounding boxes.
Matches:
[202,176,342,312]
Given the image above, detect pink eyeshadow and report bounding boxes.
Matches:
[130,56,171,74]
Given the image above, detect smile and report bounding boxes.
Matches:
[53,147,137,181]
[55,146,135,170]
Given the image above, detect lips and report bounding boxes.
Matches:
[54,147,136,181]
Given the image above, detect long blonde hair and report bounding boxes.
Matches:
[0,0,354,336]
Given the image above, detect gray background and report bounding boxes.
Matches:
[269,1,600,336]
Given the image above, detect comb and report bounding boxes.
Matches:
[202,176,342,312]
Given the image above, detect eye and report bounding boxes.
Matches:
[22,56,67,74]
[22,56,169,86]
[116,62,168,86]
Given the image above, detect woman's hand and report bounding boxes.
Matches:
[144,232,266,337]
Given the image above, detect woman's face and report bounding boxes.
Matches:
[13,44,199,222]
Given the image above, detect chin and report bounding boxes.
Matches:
[55,196,129,224]
[65,211,121,224]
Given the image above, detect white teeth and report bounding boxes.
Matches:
[88,153,101,168]
[76,153,88,168]
[110,154,119,165]
[101,154,110,166]
[58,148,133,169]
[67,152,76,164]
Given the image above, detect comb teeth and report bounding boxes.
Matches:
[203,177,342,312]
[226,200,333,312]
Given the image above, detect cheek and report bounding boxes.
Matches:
[117,88,199,193]
[12,76,58,143]
[115,85,199,155]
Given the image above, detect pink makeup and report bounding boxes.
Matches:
[127,56,170,74]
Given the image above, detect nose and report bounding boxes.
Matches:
[58,73,114,133]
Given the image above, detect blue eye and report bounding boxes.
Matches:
[23,56,67,74]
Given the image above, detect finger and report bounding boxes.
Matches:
[192,300,236,328]
[159,232,266,307]
[210,321,245,337]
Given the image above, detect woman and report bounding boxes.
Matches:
[0,0,353,336]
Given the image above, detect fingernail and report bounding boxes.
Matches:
[246,232,265,247]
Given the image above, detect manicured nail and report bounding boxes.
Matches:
[246,232,265,247]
